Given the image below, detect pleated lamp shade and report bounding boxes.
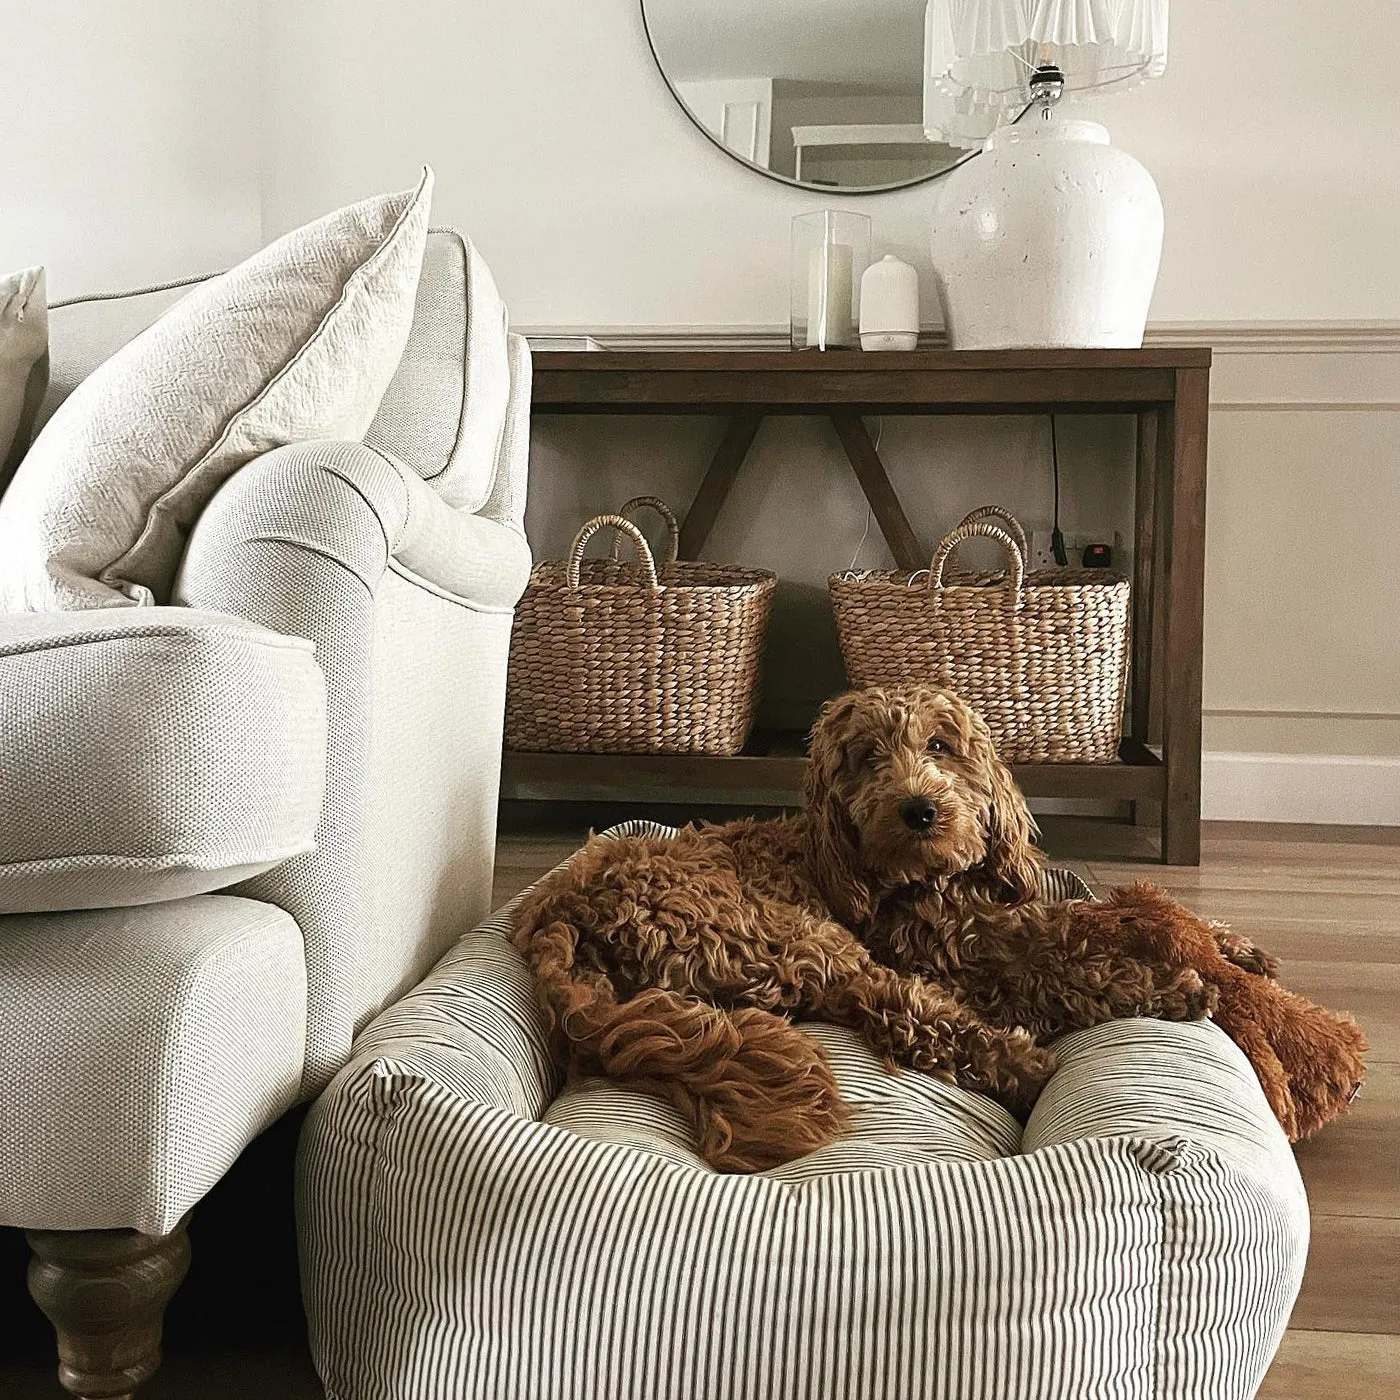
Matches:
[924,0,1168,147]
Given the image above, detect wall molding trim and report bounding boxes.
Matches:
[1202,751,1400,825]
[521,324,789,351]
[1147,321,1400,354]
[520,319,1400,355]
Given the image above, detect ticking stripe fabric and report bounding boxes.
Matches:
[298,822,1308,1400]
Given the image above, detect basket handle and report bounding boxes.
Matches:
[610,495,681,567]
[929,521,1026,592]
[567,515,660,590]
[955,505,1029,564]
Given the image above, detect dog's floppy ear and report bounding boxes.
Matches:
[982,744,1042,903]
[804,693,874,927]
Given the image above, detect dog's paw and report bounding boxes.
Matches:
[979,1032,1059,1117]
[1152,967,1219,1022]
[1211,921,1281,979]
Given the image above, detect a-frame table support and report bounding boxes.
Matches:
[678,412,924,571]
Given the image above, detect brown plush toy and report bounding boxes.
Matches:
[1083,883,1367,1141]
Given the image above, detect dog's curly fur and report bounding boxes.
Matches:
[514,685,1364,1170]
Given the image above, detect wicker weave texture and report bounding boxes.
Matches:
[506,499,774,755]
[830,508,1131,764]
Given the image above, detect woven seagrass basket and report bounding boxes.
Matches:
[829,506,1130,764]
[506,496,775,755]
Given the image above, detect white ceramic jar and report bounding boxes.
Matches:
[929,114,1163,349]
[859,255,920,351]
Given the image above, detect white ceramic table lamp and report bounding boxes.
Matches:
[923,0,1169,349]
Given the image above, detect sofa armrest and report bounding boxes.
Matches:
[175,439,530,618]
[475,331,531,532]
[391,442,533,611]
[0,607,325,914]
[172,439,532,1092]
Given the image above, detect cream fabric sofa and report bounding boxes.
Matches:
[0,231,532,1398]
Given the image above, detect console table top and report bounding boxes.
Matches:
[531,346,1212,413]
[533,347,1212,372]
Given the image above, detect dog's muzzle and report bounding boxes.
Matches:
[899,797,939,834]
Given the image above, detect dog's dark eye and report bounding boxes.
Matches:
[927,737,954,756]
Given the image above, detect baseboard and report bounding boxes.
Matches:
[1201,751,1400,825]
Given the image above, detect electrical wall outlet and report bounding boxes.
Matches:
[1029,529,1126,572]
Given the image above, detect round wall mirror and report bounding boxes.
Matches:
[641,0,968,193]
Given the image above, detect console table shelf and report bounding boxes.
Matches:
[504,734,1165,804]
[519,348,1211,864]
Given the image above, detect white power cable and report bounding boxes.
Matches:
[846,417,883,571]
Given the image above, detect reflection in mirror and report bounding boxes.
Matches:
[642,0,967,193]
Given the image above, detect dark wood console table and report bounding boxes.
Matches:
[509,349,1211,865]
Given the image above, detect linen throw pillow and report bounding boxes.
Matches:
[0,168,434,611]
[0,266,48,496]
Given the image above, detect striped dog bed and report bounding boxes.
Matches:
[298,822,1308,1400]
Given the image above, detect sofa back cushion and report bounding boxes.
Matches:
[0,170,433,612]
[365,228,511,515]
[0,266,48,495]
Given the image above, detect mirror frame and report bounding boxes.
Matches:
[639,0,979,196]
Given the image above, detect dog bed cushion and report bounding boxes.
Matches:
[298,822,1308,1400]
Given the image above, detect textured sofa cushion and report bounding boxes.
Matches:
[0,607,326,914]
[0,265,48,494]
[0,894,307,1234]
[34,276,213,437]
[298,823,1309,1400]
[0,170,433,611]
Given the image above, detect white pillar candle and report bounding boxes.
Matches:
[806,241,854,348]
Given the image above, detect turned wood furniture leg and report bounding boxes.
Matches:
[1160,369,1210,865]
[677,412,763,558]
[26,1221,191,1400]
[829,413,924,571]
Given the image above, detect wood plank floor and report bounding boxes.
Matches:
[3,818,1394,1397]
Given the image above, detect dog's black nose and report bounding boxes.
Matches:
[899,797,938,833]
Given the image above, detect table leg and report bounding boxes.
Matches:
[1161,370,1209,865]
[677,412,763,559]
[829,413,924,572]
[1132,410,1162,828]
[1131,409,1159,746]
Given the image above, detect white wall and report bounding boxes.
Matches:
[0,1,262,300]
[259,0,1400,327]
[7,0,1397,819]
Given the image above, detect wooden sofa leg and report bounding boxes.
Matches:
[25,1221,191,1400]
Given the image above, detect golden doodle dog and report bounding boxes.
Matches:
[515,686,1362,1170]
